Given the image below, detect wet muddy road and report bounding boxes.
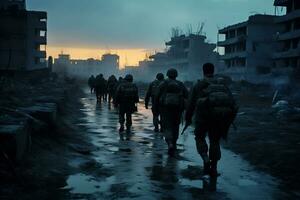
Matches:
[62,89,284,200]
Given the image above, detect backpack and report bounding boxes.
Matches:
[151,80,161,97]
[162,80,184,108]
[196,78,237,122]
[120,83,138,102]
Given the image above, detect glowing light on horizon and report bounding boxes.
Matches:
[47,46,150,68]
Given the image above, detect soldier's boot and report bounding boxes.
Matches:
[119,124,125,133]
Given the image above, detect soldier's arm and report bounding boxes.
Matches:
[154,82,166,108]
[114,86,121,105]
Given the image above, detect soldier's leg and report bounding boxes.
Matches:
[195,123,210,174]
[172,122,180,149]
[108,93,112,103]
[125,112,132,133]
[119,110,125,132]
[161,111,173,148]
[208,128,222,177]
[152,108,159,132]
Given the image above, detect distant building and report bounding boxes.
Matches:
[143,34,219,80]
[53,53,120,78]
[273,0,300,75]
[218,14,279,80]
[0,0,47,71]
[101,54,120,71]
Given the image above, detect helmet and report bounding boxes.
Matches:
[203,63,215,76]
[156,73,164,81]
[167,68,178,79]
[124,74,133,82]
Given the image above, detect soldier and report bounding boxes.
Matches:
[185,63,238,177]
[88,75,96,94]
[107,75,118,103]
[145,73,165,132]
[114,74,139,136]
[95,74,106,103]
[155,69,188,156]
[103,78,108,102]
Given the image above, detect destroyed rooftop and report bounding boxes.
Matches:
[219,14,277,33]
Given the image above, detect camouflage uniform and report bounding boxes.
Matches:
[145,73,164,132]
[185,76,237,175]
[115,75,139,133]
[88,75,96,94]
[107,75,118,103]
[95,74,106,103]
[156,69,188,155]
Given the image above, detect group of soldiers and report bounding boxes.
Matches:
[88,74,121,104]
[88,74,139,135]
[88,63,238,177]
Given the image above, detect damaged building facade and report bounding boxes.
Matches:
[218,15,278,81]
[218,0,300,82]
[0,0,47,71]
[140,34,219,81]
[273,0,300,77]
[53,53,120,78]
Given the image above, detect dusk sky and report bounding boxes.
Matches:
[27,0,278,66]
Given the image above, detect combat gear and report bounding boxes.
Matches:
[195,78,238,137]
[107,75,118,103]
[95,74,106,103]
[145,76,165,132]
[88,75,96,94]
[156,73,164,81]
[156,76,189,156]
[124,74,133,82]
[186,72,237,177]
[161,80,185,109]
[115,79,139,134]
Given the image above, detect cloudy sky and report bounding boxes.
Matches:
[27,0,277,66]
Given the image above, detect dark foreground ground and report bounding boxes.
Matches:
[0,81,299,200]
[224,83,300,197]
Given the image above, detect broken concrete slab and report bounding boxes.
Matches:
[0,124,30,162]
[19,103,57,125]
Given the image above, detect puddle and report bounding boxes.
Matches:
[63,174,100,194]
[180,179,203,188]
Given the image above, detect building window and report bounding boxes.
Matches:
[40,30,46,37]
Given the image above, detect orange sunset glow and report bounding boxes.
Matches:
[47,46,153,68]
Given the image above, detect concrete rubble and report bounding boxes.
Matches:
[0,76,77,162]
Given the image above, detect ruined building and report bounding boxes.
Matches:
[218,15,279,81]
[218,0,300,82]
[53,53,120,78]
[141,34,218,80]
[0,0,47,71]
[273,0,300,76]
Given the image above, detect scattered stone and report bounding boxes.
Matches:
[19,103,57,125]
[0,124,30,162]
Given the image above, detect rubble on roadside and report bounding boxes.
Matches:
[0,75,78,162]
